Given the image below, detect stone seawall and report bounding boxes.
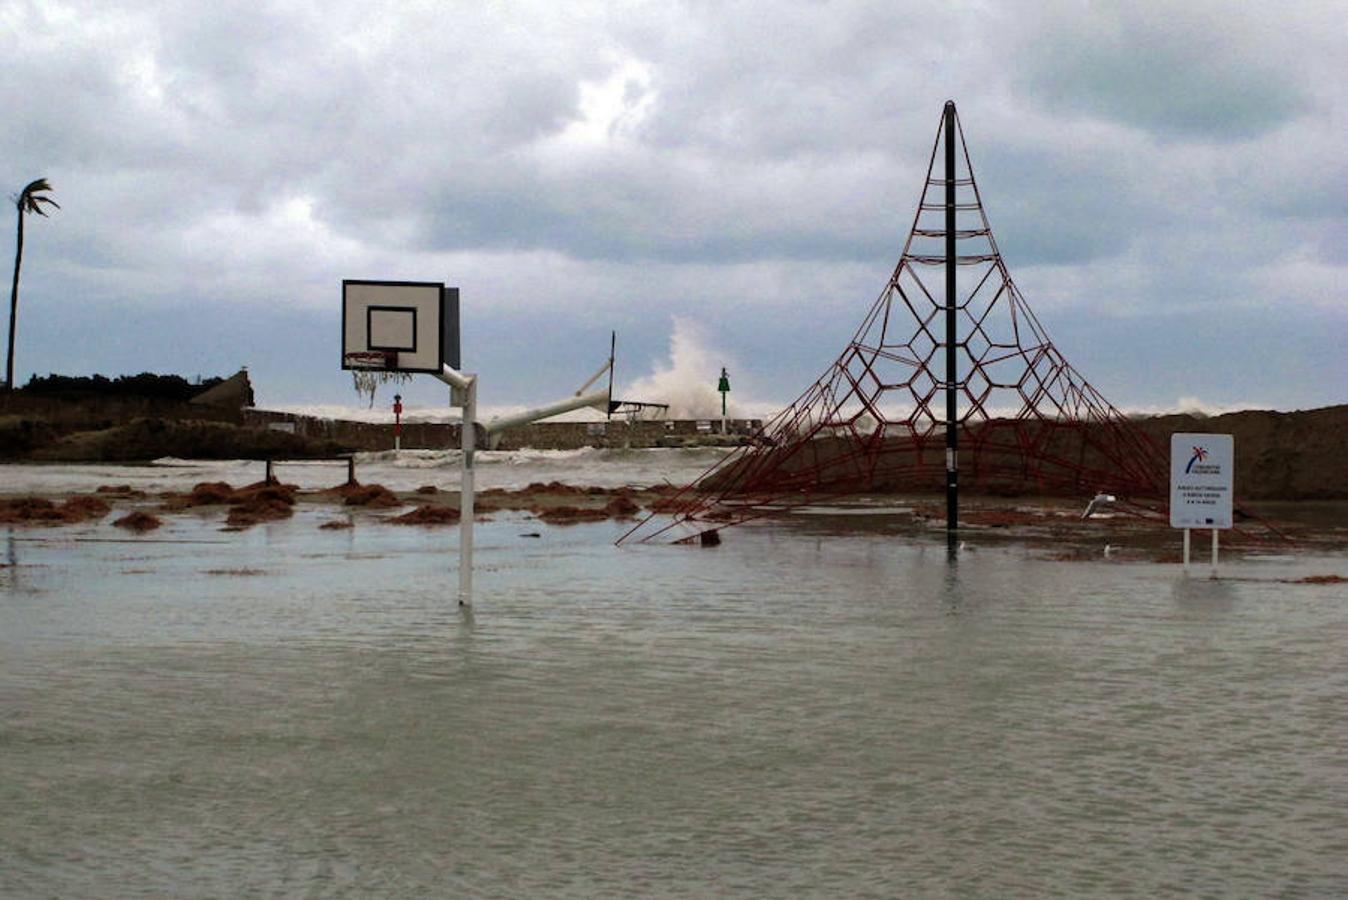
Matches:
[243,409,762,452]
[1,393,240,426]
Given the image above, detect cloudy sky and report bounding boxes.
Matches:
[3,0,1344,417]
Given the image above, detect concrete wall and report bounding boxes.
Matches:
[243,409,762,452]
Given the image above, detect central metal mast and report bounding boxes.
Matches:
[944,101,959,546]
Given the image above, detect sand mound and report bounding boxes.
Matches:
[0,495,111,524]
[604,496,641,517]
[189,481,234,505]
[225,488,295,527]
[340,484,401,508]
[388,504,461,526]
[62,495,112,520]
[319,519,353,530]
[535,505,611,525]
[113,511,163,532]
[229,483,296,506]
[524,480,587,496]
[161,481,297,520]
[0,497,64,523]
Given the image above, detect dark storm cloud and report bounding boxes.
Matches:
[1,0,1344,410]
[1018,4,1309,141]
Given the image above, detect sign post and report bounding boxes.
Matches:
[1170,433,1234,578]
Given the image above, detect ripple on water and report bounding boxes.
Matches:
[1,520,1345,896]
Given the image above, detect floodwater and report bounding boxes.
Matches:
[0,445,732,496]
[2,485,1347,896]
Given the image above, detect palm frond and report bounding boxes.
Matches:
[27,197,59,216]
[16,178,57,215]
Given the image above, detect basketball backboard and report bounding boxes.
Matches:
[342,279,460,373]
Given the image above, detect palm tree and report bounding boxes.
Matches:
[6,178,59,392]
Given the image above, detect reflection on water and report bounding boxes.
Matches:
[2,513,1345,897]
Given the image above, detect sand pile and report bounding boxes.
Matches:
[161,481,232,509]
[113,511,163,532]
[225,483,296,527]
[535,506,611,524]
[328,482,402,508]
[96,484,145,497]
[389,505,461,526]
[0,495,110,524]
[535,497,640,524]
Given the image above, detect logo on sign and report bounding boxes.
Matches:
[1185,445,1220,475]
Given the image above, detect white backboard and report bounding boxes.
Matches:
[342,280,460,373]
[1170,433,1234,529]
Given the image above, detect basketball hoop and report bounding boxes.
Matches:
[344,350,410,407]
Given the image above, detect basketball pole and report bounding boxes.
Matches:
[437,363,476,607]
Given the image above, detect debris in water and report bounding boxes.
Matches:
[113,511,163,532]
[535,505,610,524]
[604,496,641,518]
[0,495,110,524]
[389,504,461,526]
[338,484,401,508]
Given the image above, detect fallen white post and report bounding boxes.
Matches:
[483,389,610,446]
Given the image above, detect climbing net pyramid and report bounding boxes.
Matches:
[621,105,1168,544]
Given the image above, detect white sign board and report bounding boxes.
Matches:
[1170,433,1234,529]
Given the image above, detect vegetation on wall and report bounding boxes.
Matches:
[20,372,226,402]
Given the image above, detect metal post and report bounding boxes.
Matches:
[436,363,477,608]
[1210,528,1218,579]
[459,377,476,606]
[944,100,959,547]
[1183,528,1191,573]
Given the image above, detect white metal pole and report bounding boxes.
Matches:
[481,389,610,441]
[435,364,476,608]
[459,377,476,606]
[1183,528,1191,573]
[1210,528,1218,579]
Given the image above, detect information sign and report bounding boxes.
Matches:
[1170,433,1234,529]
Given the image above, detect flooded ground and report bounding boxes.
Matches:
[2,493,1345,897]
[0,446,733,496]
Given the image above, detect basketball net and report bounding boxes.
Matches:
[345,352,412,408]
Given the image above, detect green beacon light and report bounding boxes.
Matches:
[718,367,731,432]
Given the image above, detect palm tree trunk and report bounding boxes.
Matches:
[6,205,23,392]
